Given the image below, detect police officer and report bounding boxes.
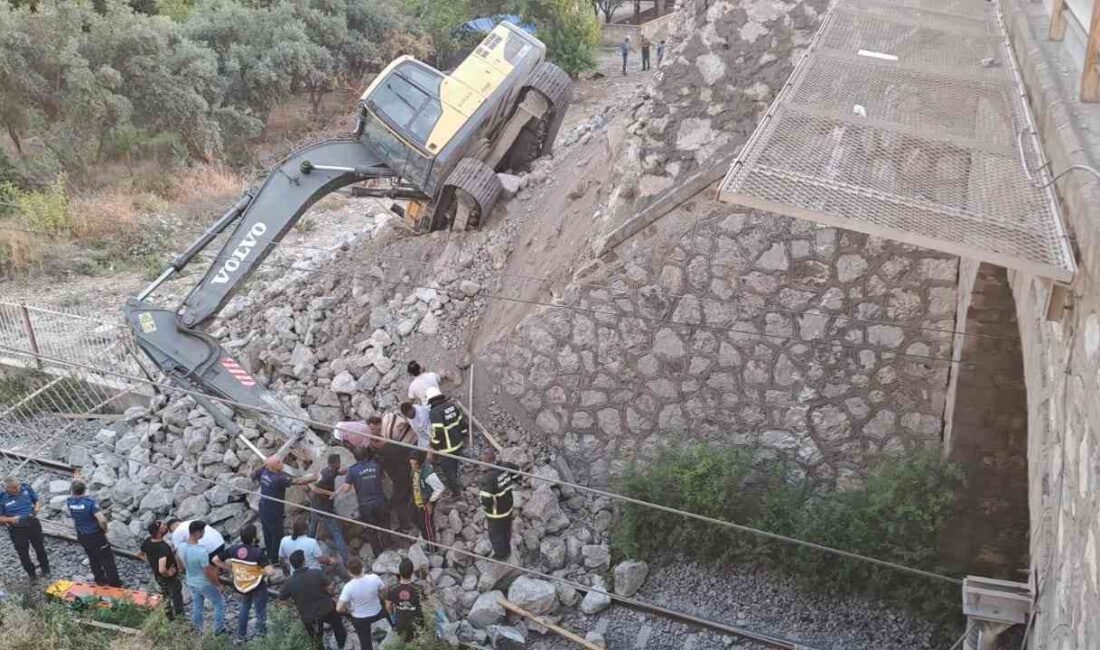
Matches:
[252,456,316,565]
[66,480,121,586]
[0,476,50,579]
[426,386,467,496]
[341,446,388,558]
[478,448,519,560]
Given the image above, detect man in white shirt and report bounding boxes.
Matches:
[167,518,225,560]
[336,557,386,650]
[278,518,346,578]
[406,361,440,406]
[400,401,432,449]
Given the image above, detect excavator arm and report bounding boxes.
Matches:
[125,135,398,462]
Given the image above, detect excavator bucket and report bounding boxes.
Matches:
[124,303,320,462]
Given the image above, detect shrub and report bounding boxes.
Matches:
[14,177,71,234]
[612,446,966,625]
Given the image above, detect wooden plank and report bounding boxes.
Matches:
[1082,0,1100,101]
[1051,0,1069,40]
[77,619,142,635]
[498,598,602,649]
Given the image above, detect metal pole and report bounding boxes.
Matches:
[18,304,41,369]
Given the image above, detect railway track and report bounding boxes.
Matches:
[2,449,821,649]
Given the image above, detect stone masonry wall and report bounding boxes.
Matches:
[480,0,961,487]
[1003,0,1100,644]
[482,204,960,487]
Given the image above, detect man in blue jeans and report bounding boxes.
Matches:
[308,454,350,564]
[179,520,226,635]
[219,524,273,641]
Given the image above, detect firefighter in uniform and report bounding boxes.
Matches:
[478,448,519,560]
[426,386,467,496]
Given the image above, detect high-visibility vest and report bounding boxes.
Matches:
[479,463,517,519]
[428,399,467,454]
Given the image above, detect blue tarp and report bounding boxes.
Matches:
[458,14,537,35]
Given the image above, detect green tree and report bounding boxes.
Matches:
[518,0,598,76]
[404,0,472,67]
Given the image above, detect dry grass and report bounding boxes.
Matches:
[163,162,244,206]
[0,162,246,276]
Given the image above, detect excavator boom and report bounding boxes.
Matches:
[126,136,396,461]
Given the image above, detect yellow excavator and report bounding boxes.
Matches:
[124,23,571,459]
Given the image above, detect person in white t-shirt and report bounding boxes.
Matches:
[337,557,387,650]
[167,518,225,560]
[278,518,346,578]
[406,361,441,406]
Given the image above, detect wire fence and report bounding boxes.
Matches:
[0,301,145,474]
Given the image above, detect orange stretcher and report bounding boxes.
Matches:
[46,580,162,609]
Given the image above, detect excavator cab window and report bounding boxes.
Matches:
[368,63,443,148]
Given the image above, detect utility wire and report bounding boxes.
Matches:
[0,220,1019,344]
[0,343,965,586]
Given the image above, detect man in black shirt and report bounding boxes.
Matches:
[308,454,350,564]
[277,549,347,650]
[385,557,424,642]
[138,520,184,620]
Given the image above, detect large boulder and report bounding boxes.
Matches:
[582,544,610,569]
[488,625,526,649]
[579,577,611,615]
[372,550,403,575]
[106,520,136,550]
[522,485,564,524]
[539,537,566,570]
[506,576,557,616]
[467,590,506,628]
[139,484,173,512]
[176,494,210,520]
[477,559,519,591]
[613,560,649,597]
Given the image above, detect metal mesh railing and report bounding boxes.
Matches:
[0,301,150,476]
[719,0,1076,283]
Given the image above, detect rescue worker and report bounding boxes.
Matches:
[66,480,121,587]
[368,412,416,531]
[0,476,49,579]
[341,446,388,558]
[657,39,666,66]
[478,448,519,560]
[252,456,316,565]
[219,523,274,641]
[426,386,467,496]
[640,34,652,71]
[619,36,631,75]
[409,450,444,549]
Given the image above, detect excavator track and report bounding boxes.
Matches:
[440,157,503,231]
[523,61,573,155]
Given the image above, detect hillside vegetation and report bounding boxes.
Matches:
[0,0,599,276]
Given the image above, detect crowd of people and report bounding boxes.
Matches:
[0,359,520,648]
